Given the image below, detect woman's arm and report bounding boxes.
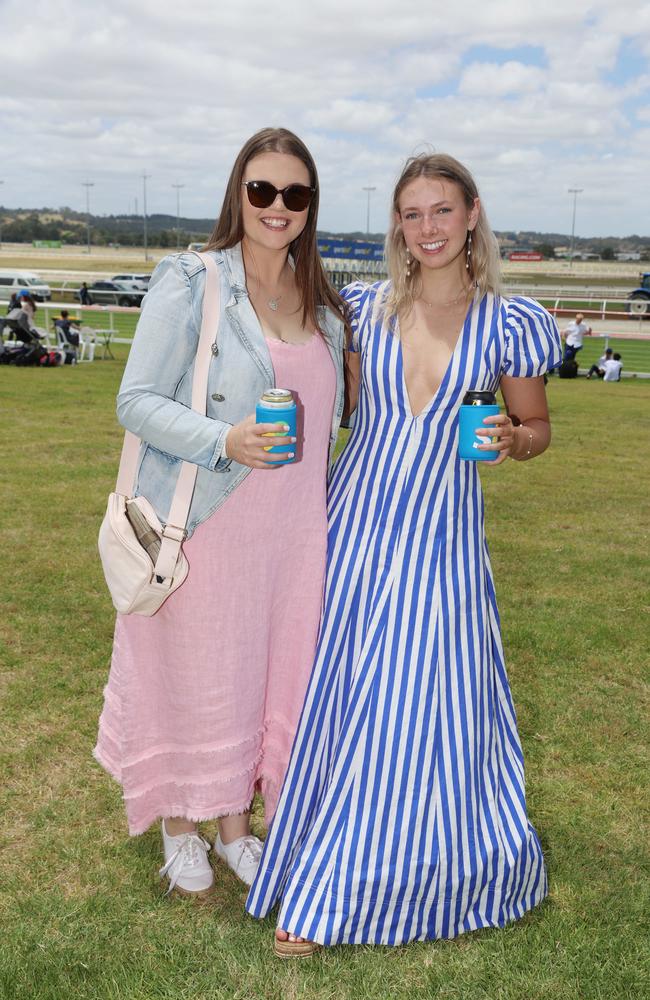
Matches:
[476,374,551,465]
[342,350,360,423]
[116,256,232,471]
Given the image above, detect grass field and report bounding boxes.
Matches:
[1,359,649,1000]
[564,337,650,374]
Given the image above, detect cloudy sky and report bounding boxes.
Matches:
[1,0,649,237]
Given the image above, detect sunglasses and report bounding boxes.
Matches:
[242,180,315,213]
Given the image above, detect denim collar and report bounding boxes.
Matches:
[219,242,302,293]
[218,242,340,338]
[219,243,248,295]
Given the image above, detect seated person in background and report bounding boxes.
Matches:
[18,290,38,323]
[603,352,623,382]
[562,312,592,362]
[586,347,613,379]
[54,309,81,347]
[1,291,41,341]
[0,307,40,342]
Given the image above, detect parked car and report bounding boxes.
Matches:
[0,270,52,301]
[187,242,205,251]
[111,273,151,291]
[80,281,145,307]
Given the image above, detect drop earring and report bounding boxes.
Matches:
[406,249,412,278]
[466,231,472,271]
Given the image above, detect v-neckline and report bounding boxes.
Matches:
[397,294,475,419]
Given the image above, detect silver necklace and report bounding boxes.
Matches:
[267,294,283,312]
[419,285,472,309]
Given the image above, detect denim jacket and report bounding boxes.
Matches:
[117,244,346,537]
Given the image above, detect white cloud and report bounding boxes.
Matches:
[0,0,647,235]
[308,100,396,132]
[459,62,546,98]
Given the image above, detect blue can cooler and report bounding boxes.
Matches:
[256,389,296,466]
[458,390,500,461]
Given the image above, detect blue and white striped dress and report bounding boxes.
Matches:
[246,284,562,946]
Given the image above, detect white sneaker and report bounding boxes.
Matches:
[214,833,263,887]
[159,821,214,897]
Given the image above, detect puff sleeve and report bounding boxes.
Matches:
[502,296,562,377]
[340,281,368,353]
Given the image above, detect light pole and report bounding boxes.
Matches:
[568,188,583,268]
[362,185,376,235]
[82,181,94,254]
[0,179,4,248]
[172,182,184,251]
[142,173,151,261]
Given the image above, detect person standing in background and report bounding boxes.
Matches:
[562,312,591,361]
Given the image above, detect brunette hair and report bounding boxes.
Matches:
[204,127,347,336]
[383,152,501,323]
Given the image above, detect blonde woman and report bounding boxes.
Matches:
[247,153,561,955]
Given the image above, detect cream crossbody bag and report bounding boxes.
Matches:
[98,252,221,616]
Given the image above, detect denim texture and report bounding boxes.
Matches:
[117,244,345,537]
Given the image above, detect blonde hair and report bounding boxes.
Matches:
[383,153,501,324]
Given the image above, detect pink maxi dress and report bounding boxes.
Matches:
[95,333,336,835]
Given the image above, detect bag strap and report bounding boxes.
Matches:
[114,251,221,581]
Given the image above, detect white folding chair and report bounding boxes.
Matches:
[78,326,96,362]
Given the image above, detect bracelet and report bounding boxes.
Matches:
[520,425,533,459]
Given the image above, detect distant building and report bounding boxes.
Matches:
[616,252,641,261]
[554,247,600,261]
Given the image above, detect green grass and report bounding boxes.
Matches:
[573,337,650,374]
[541,298,635,314]
[507,272,637,289]
[1,362,649,1000]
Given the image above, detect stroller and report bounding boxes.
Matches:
[0,310,48,365]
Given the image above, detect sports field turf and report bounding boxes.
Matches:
[0,359,648,1000]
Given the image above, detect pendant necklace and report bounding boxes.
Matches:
[267,294,283,312]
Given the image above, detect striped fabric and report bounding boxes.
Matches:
[246,285,562,946]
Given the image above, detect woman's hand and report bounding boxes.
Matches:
[478,376,551,465]
[224,414,295,469]
[475,413,517,466]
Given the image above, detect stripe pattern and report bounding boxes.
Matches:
[246,286,561,946]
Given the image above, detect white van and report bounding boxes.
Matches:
[0,270,52,301]
[111,273,151,291]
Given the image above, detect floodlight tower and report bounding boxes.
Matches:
[362,185,376,235]
[568,188,583,269]
[142,173,152,261]
[82,181,94,254]
[172,182,185,251]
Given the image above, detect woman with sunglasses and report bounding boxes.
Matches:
[247,153,561,955]
[95,128,347,897]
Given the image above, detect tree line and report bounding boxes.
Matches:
[1,208,649,256]
[0,210,212,248]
